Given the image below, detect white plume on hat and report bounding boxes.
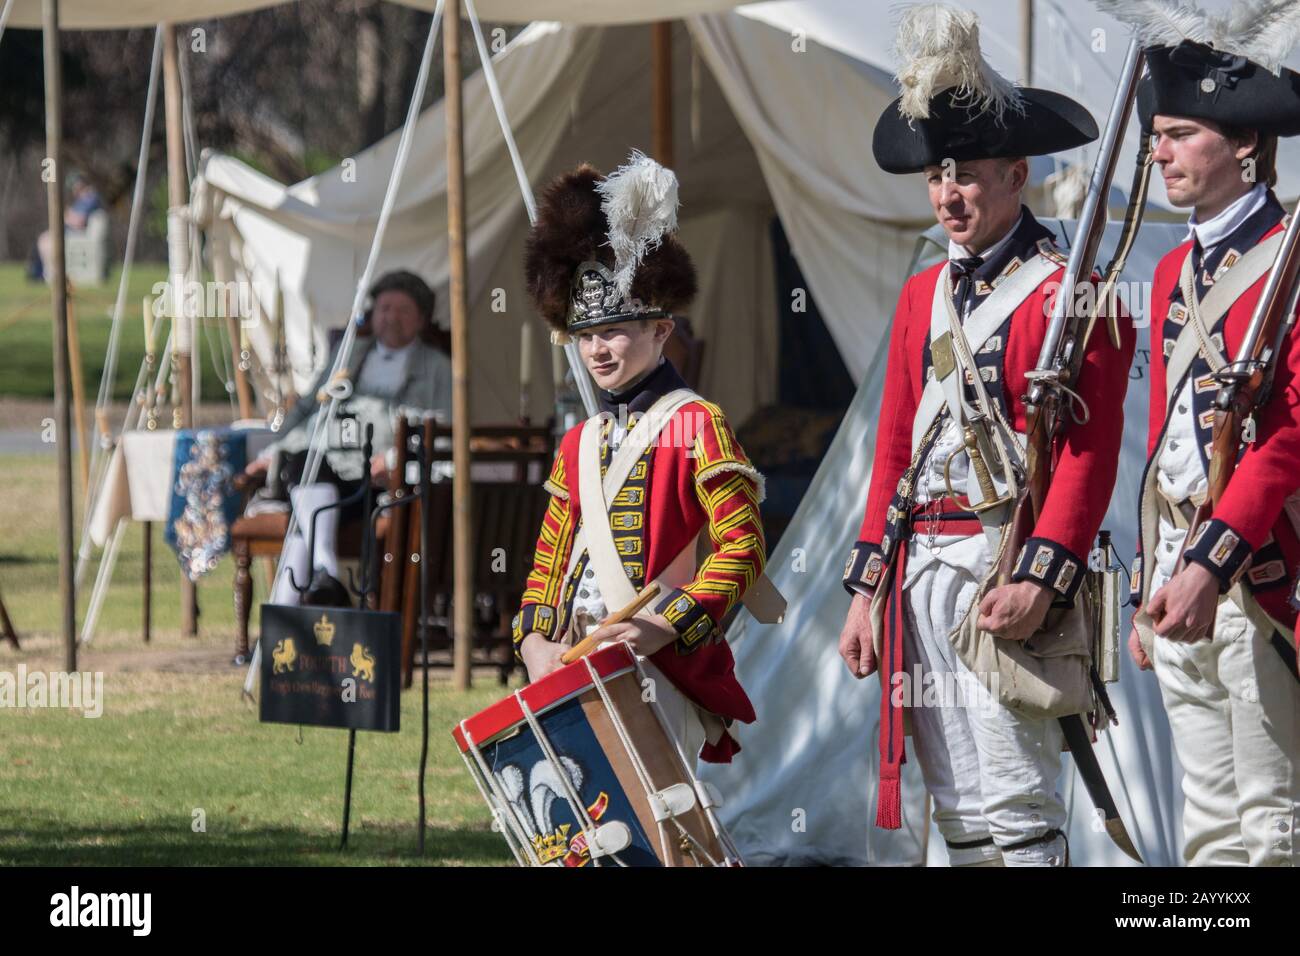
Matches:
[1096,0,1300,75]
[893,3,1022,122]
[594,149,679,300]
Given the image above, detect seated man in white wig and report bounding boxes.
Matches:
[244,269,452,607]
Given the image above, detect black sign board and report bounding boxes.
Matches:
[258,604,401,732]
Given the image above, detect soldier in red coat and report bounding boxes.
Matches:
[513,153,783,766]
[1106,2,1300,866]
[836,4,1135,866]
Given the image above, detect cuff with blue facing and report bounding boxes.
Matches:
[842,540,886,596]
[1011,537,1086,605]
[1182,518,1252,592]
[655,588,715,653]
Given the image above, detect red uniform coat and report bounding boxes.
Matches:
[844,215,1137,602]
[1134,197,1300,648]
[514,364,767,762]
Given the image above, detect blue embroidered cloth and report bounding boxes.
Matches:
[166,427,254,581]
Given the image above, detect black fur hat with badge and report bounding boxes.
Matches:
[524,151,697,342]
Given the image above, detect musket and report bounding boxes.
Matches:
[997,39,1147,587]
[1179,198,1300,585]
[995,38,1148,864]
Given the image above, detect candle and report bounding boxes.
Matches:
[520,321,533,390]
[143,295,156,356]
[274,268,284,341]
[169,279,180,353]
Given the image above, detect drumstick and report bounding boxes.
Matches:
[560,583,661,664]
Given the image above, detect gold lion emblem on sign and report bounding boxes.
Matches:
[272,638,297,674]
[350,643,375,682]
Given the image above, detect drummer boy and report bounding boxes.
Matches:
[512,153,783,765]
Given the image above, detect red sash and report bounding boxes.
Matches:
[876,496,982,829]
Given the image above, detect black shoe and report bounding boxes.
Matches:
[304,571,353,608]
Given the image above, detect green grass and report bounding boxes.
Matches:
[0,453,240,638]
[0,261,232,403]
[0,671,515,866]
[0,453,517,866]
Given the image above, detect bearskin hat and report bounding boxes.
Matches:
[524,152,697,340]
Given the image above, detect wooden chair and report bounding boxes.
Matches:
[398,421,553,686]
[228,418,413,663]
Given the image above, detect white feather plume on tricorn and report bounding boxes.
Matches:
[1096,0,1300,75]
[894,3,1022,122]
[594,149,679,300]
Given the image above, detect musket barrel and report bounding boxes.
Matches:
[1233,196,1300,371]
[1028,39,1145,404]
[1217,196,1300,410]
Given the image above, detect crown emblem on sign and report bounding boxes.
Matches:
[531,824,573,864]
[313,613,335,647]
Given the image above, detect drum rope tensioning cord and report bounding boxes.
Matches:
[458,722,544,867]
[512,689,626,867]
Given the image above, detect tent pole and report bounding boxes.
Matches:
[163,21,198,637]
[65,287,90,493]
[1020,0,1033,86]
[652,21,674,168]
[143,521,153,642]
[43,0,76,673]
[444,0,473,692]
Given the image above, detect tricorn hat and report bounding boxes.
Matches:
[872,4,1098,174]
[1097,0,1300,137]
[525,151,697,342]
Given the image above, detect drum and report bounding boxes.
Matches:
[453,642,742,867]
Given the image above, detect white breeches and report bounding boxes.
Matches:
[639,657,708,772]
[902,536,1068,866]
[269,483,342,606]
[582,630,707,771]
[1149,526,1299,867]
